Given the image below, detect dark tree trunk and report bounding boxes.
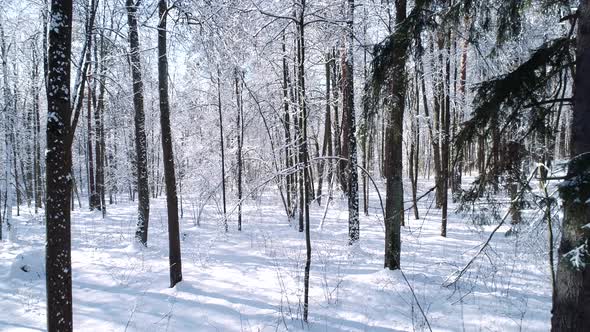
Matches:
[384,0,407,270]
[87,64,98,210]
[420,45,443,209]
[361,14,371,216]
[344,0,359,244]
[32,44,43,213]
[503,142,524,227]
[95,28,106,216]
[477,132,486,176]
[331,48,343,192]
[440,27,451,237]
[295,1,312,322]
[158,0,182,287]
[217,67,228,232]
[433,32,445,210]
[12,132,20,217]
[85,4,100,211]
[340,52,350,195]
[126,0,151,245]
[282,32,294,218]
[295,33,305,234]
[490,110,500,191]
[452,21,469,200]
[235,69,243,231]
[410,72,420,220]
[45,0,73,330]
[551,2,590,330]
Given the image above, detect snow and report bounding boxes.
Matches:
[8,250,45,281]
[0,178,553,331]
[564,241,588,270]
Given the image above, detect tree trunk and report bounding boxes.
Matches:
[235,69,243,231]
[296,1,312,322]
[316,53,333,206]
[419,47,442,209]
[12,131,21,217]
[331,48,343,192]
[344,0,359,244]
[282,32,294,218]
[87,62,98,210]
[45,0,74,329]
[158,0,182,287]
[95,25,106,216]
[551,2,590,330]
[432,31,445,210]
[384,0,407,270]
[217,67,228,232]
[31,43,43,213]
[85,5,100,211]
[1,21,15,238]
[440,27,451,237]
[361,13,371,216]
[410,72,420,220]
[452,19,469,200]
[126,0,151,245]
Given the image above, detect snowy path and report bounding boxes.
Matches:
[1,180,553,331]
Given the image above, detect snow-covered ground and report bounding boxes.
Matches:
[0,178,553,331]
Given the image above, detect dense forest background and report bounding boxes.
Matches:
[1,0,589,331]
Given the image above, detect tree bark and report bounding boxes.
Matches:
[451,18,469,199]
[551,1,590,330]
[31,43,43,213]
[316,53,333,206]
[45,0,74,329]
[126,0,151,245]
[282,32,294,218]
[295,1,312,322]
[95,24,106,215]
[85,0,100,211]
[344,0,359,244]
[440,27,451,237]
[1,21,15,239]
[158,0,182,287]
[410,72,420,220]
[217,67,228,232]
[384,0,407,270]
[235,69,243,231]
[331,48,343,192]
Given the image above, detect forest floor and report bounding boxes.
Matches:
[0,177,554,331]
